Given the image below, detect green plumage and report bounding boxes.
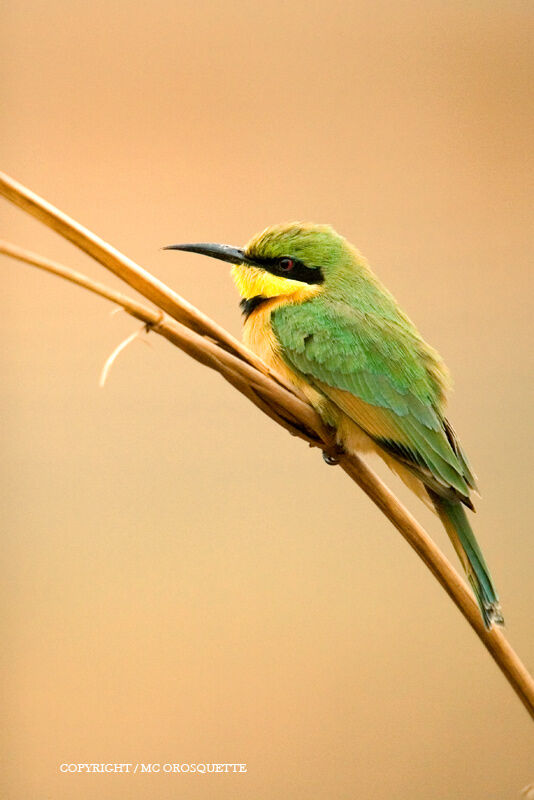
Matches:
[167,221,503,628]
[429,493,502,627]
[270,250,477,495]
[272,298,474,496]
[254,223,502,627]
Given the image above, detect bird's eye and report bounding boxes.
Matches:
[279,257,294,272]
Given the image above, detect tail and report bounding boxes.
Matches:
[429,492,504,628]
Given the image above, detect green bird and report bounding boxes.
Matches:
[165,223,503,628]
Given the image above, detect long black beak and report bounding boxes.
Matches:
[163,242,247,265]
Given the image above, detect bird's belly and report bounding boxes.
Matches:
[335,412,381,455]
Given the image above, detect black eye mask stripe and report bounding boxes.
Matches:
[248,255,324,285]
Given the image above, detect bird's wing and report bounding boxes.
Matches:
[271,298,476,500]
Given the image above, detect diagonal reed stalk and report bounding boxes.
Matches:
[1,170,533,720]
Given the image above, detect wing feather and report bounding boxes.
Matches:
[272,297,475,499]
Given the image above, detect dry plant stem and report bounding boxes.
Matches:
[0,241,327,446]
[0,171,298,400]
[1,178,533,721]
[3,241,534,721]
[339,456,534,720]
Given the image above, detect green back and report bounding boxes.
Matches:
[271,263,475,499]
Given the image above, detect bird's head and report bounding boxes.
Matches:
[164,222,354,305]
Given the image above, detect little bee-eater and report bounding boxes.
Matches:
[165,223,503,627]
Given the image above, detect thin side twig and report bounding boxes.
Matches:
[1,175,533,721]
[0,172,299,398]
[99,326,149,388]
[0,240,328,445]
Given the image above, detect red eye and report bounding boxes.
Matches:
[279,257,294,272]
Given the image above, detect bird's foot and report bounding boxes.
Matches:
[322,444,343,466]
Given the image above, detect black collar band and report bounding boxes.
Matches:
[239,295,268,319]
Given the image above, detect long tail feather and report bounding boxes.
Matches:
[429,492,504,628]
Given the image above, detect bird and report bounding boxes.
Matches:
[164,222,503,628]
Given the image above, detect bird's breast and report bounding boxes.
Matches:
[242,294,329,409]
[242,296,287,373]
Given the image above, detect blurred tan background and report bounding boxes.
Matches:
[1,0,533,797]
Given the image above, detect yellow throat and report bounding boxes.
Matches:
[231,262,322,301]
